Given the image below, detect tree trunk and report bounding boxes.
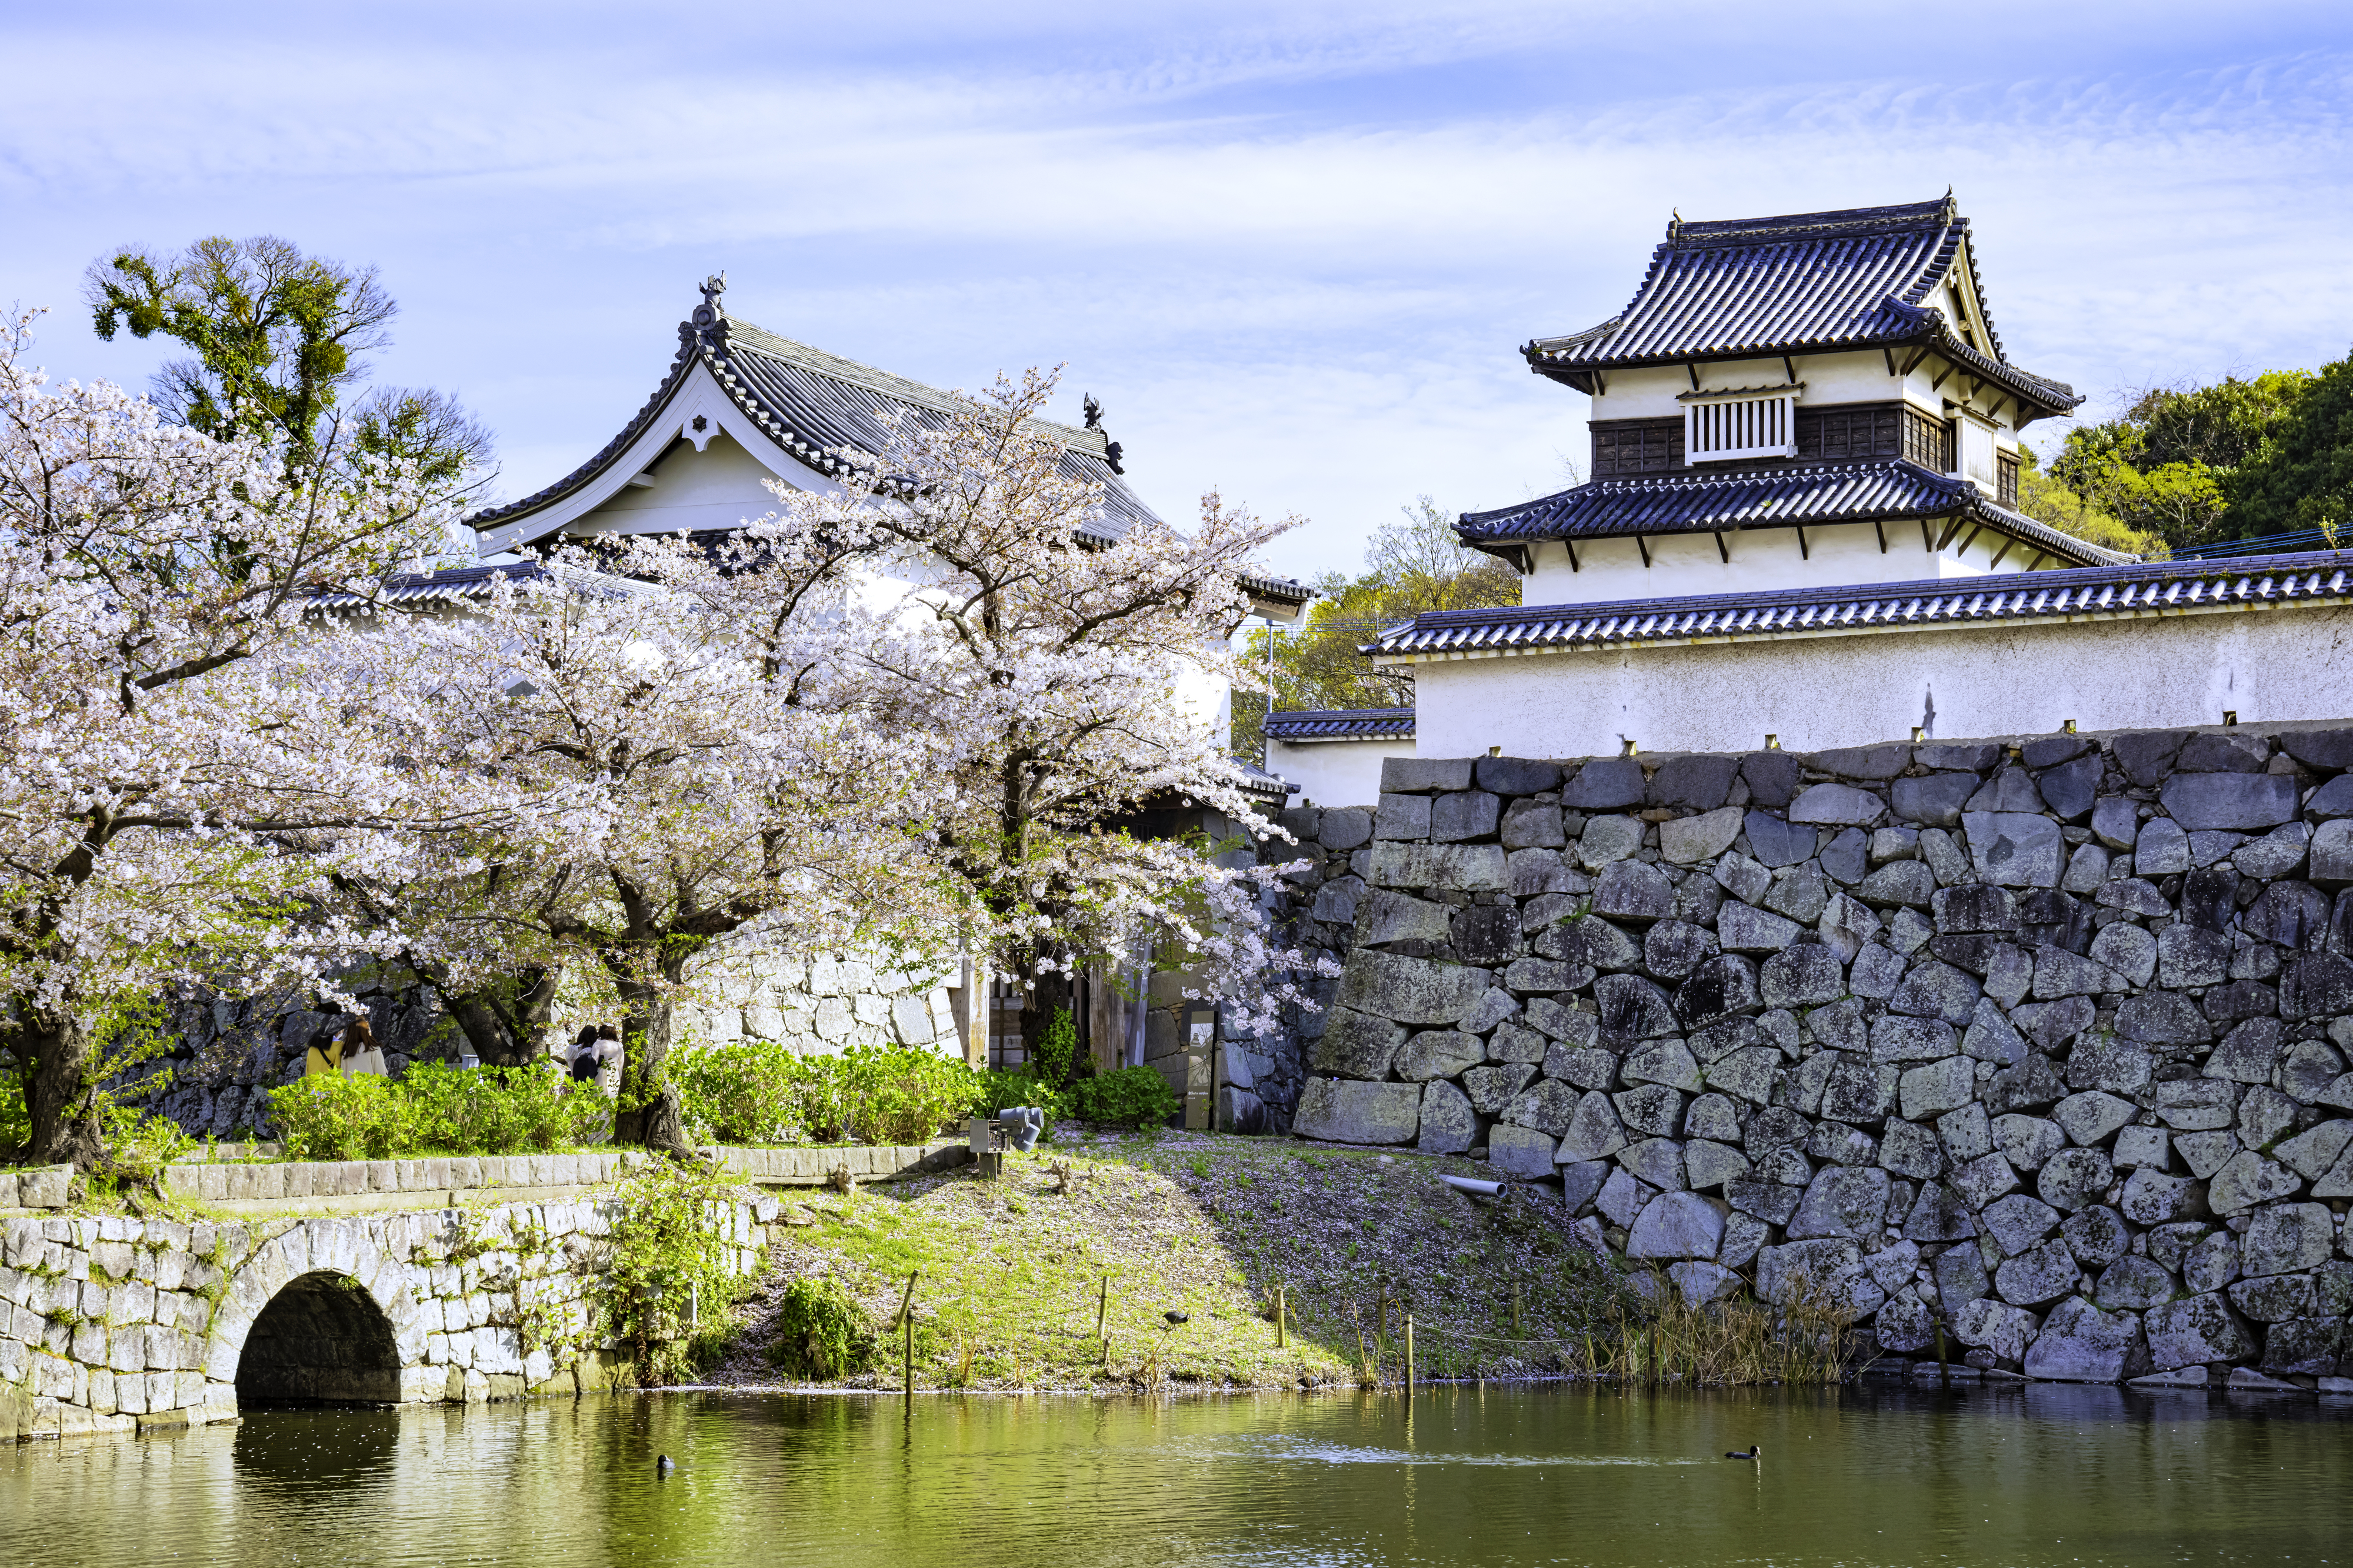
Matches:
[611,983,692,1157]
[24,1009,104,1172]
[444,966,561,1067]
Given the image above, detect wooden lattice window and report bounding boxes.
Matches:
[1902,406,1954,471]
[1590,420,1684,477]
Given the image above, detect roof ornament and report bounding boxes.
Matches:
[1941,186,1957,224]
[1082,393,1104,431]
[688,273,730,351]
[1667,208,1683,243]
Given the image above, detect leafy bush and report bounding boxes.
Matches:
[764,1276,877,1381]
[1031,1007,1078,1088]
[1067,1065,1179,1129]
[668,1040,801,1145]
[674,1042,981,1147]
[267,1062,610,1160]
[602,1159,749,1386]
[971,1067,1068,1126]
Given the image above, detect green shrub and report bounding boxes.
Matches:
[1031,1006,1078,1088]
[670,1041,802,1145]
[1067,1065,1179,1129]
[971,1067,1068,1127]
[602,1159,749,1386]
[267,1062,610,1160]
[764,1276,877,1381]
[674,1041,983,1147]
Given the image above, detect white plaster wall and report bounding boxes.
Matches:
[1267,738,1412,808]
[570,430,802,536]
[1409,603,2353,758]
[1520,521,2038,606]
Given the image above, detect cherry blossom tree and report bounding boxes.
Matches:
[737,369,1332,1050]
[0,313,482,1167]
[361,538,951,1155]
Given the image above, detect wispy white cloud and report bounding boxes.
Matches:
[4,4,2350,579]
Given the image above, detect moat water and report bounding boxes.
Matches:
[4,1383,2348,1565]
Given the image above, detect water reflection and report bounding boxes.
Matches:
[0,1383,2345,1566]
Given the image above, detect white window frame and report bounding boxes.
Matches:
[1683,386,1799,464]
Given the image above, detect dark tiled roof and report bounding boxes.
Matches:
[1239,570,1313,606]
[1265,707,1417,740]
[470,298,1159,548]
[308,561,553,610]
[1232,758,1301,798]
[1458,459,2119,568]
[1367,550,2353,659]
[1525,198,2079,417]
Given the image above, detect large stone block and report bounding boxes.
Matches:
[1962,812,2065,888]
[1995,1238,2081,1306]
[2024,1296,2149,1383]
[1627,1191,1727,1260]
[1487,1122,1558,1179]
[1334,950,1491,1027]
[1785,1166,1889,1240]
[1953,1296,2040,1365]
[1307,1007,1408,1079]
[1291,1079,1421,1145]
[2158,772,2299,832]
[1382,758,1473,795]
[2145,1292,2256,1369]
[1367,842,1509,892]
[1661,808,1744,865]
[1395,1030,1486,1082]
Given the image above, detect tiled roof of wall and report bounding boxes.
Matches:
[1523,198,2079,416]
[1457,459,2120,568]
[1264,707,1417,740]
[1367,549,2353,660]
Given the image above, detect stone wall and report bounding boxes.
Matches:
[127,945,965,1142]
[1258,723,2353,1386]
[0,1193,768,1443]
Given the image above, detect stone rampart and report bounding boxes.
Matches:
[1260,722,2353,1387]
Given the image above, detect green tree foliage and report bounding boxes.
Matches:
[84,234,493,484]
[2044,370,2316,551]
[2012,446,2169,559]
[2222,356,2353,543]
[1234,496,1519,757]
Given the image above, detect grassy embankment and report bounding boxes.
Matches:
[704,1128,1647,1392]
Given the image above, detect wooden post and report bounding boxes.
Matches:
[897,1270,919,1399]
[1277,1285,1287,1348]
[1098,1274,1109,1343]
[1404,1316,1414,1394]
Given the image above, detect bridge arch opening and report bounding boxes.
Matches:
[235,1271,402,1406]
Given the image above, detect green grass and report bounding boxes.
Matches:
[709,1129,1658,1393]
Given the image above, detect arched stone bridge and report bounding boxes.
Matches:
[0,1198,766,1442]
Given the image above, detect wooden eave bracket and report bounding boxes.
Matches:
[1874,520,1888,554]
[1795,525,1811,561]
[1712,531,1730,564]
[1899,346,1934,378]
[1987,534,2017,570]
[1565,539,1581,573]
[1685,363,1701,392]
[1935,515,1969,552]
[1635,533,1654,568]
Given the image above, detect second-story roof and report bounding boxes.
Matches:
[1457,458,2122,569]
[1524,196,2081,421]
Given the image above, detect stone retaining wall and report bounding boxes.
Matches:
[0,1196,768,1443]
[1259,722,2353,1387]
[126,945,964,1142]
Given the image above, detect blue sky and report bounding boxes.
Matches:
[6,1,2350,579]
